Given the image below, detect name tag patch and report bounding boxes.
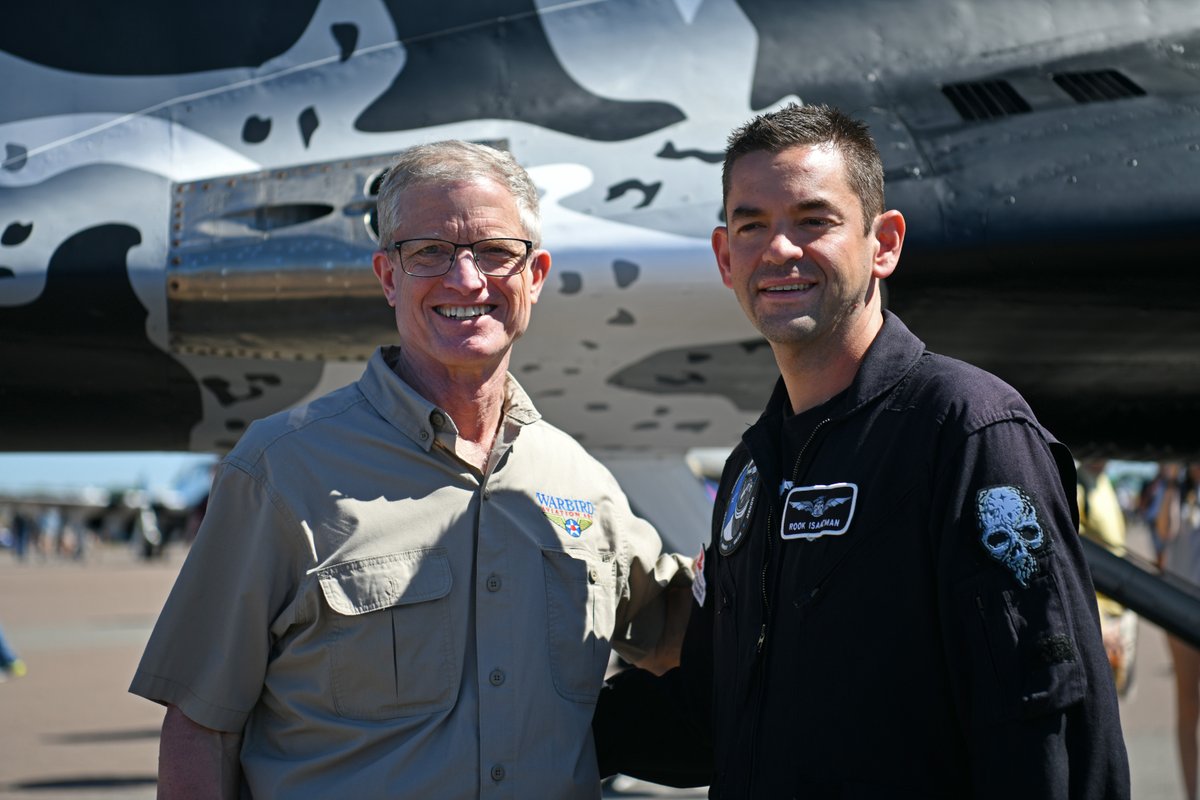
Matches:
[780,483,858,540]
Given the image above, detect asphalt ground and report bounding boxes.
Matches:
[0,520,1184,799]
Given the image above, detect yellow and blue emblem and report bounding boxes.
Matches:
[536,491,596,538]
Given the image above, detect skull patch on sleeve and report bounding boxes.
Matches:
[976,486,1045,587]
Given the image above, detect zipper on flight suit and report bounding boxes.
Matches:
[756,416,832,655]
[741,416,832,799]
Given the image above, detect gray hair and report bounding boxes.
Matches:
[376,140,542,248]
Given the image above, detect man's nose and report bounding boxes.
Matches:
[762,232,804,265]
[443,246,487,290]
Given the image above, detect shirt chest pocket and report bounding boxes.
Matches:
[541,546,616,704]
[317,548,457,720]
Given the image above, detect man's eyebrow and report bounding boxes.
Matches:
[727,204,763,221]
[728,198,840,221]
[792,198,838,214]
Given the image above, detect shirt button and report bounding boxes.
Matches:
[431,411,445,427]
[486,574,502,592]
[489,669,505,686]
[588,567,598,584]
[418,429,429,441]
[482,488,491,500]
[490,764,506,782]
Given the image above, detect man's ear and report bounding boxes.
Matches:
[871,210,905,280]
[372,250,398,307]
[712,226,734,289]
[527,249,551,303]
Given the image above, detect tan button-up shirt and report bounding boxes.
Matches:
[131,347,689,798]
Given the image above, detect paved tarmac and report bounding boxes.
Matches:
[0,521,1185,799]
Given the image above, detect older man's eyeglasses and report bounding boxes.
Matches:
[388,238,533,278]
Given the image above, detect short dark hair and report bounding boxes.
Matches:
[722,103,884,233]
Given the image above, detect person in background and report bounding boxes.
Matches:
[1161,463,1200,800]
[0,622,25,682]
[1077,459,1137,697]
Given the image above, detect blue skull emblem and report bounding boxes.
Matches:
[976,486,1044,587]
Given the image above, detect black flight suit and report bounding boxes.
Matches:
[595,312,1130,799]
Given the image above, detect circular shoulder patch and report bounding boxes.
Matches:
[719,460,759,556]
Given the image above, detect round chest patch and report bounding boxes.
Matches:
[719,460,759,555]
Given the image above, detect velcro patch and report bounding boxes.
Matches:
[780,483,857,540]
[1038,634,1076,665]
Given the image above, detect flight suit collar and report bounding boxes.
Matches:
[754,310,926,428]
[742,311,927,494]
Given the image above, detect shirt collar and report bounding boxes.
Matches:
[357,346,542,451]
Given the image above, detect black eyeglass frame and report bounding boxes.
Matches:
[386,237,535,278]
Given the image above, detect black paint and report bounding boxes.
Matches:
[612,259,639,288]
[4,144,26,172]
[2,222,32,246]
[560,272,582,294]
[606,179,661,209]
[331,22,358,62]
[608,339,778,413]
[202,374,283,407]
[299,107,319,148]
[356,1,684,141]
[0,0,319,74]
[607,309,635,325]
[243,116,272,144]
[657,142,723,164]
[0,224,202,450]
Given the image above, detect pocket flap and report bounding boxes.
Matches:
[318,548,451,616]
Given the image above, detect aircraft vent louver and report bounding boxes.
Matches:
[1052,70,1146,104]
[941,80,1031,121]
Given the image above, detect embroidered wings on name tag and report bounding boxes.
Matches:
[780,483,858,541]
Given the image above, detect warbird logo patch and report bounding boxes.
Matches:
[719,461,759,555]
[780,483,858,540]
[536,492,595,538]
[977,485,1045,587]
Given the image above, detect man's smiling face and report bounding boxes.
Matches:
[372,177,549,379]
[712,144,883,355]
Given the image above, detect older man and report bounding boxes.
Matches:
[131,141,690,798]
